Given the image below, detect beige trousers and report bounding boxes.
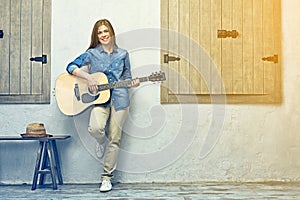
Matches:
[88,105,128,180]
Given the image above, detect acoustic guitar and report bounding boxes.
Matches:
[55,71,166,116]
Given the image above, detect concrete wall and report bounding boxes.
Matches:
[1,0,300,184]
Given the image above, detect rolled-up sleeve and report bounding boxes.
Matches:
[66,52,91,74]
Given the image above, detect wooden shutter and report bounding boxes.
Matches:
[161,0,282,104]
[0,0,51,104]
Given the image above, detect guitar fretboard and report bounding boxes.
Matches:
[98,77,149,91]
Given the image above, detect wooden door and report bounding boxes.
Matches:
[161,0,282,104]
[0,0,51,103]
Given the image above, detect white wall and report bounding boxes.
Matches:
[1,0,300,184]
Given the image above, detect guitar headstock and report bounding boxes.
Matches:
[149,71,166,82]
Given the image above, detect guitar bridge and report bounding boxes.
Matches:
[74,84,80,101]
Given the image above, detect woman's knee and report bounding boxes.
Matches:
[88,125,106,141]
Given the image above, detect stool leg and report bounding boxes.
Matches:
[32,141,45,190]
[47,141,58,190]
[52,140,63,185]
[38,145,49,186]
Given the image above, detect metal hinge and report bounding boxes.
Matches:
[262,54,278,64]
[0,30,4,39]
[164,54,180,63]
[30,55,47,64]
[217,29,239,39]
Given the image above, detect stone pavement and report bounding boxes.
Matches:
[1,181,300,199]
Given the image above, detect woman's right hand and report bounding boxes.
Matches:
[88,78,98,93]
[72,68,98,93]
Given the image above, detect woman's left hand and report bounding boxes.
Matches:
[130,78,140,88]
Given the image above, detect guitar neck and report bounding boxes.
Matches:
[98,77,149,91]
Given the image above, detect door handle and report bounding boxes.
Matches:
[164,54,180,63]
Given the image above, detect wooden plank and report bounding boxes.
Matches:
[20,0,32,94]
[179,0,190,94]
[263,0,275,94]
[232,0,243,94]
[10,0,21,94]
[168,0,180,95]
[253,0,264,94]
[189,0,201,94]
[0,0,10,94]
[0,94,51,104]
[242,0,254,93]
[31,0,43,95]
[41,0,52,103]
[164,93,283,104]
[221,0,233,94]
[160,0,169,103]
[210,0,222,94]
[272,0,282,102]
[199,0,211,94]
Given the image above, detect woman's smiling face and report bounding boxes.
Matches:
[97,25,112,45]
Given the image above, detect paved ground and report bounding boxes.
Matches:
[1,181,300,199]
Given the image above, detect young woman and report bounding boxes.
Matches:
[66,19,139,192]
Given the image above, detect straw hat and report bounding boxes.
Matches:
[21,123,51,137]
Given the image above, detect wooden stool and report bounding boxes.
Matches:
[31,135,70,190]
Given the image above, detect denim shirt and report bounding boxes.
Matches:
[66,45,132,111]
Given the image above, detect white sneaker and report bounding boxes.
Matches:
[100,180,112,192]
[95,142,105,159]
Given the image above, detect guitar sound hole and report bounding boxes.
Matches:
[81,93,100,103]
